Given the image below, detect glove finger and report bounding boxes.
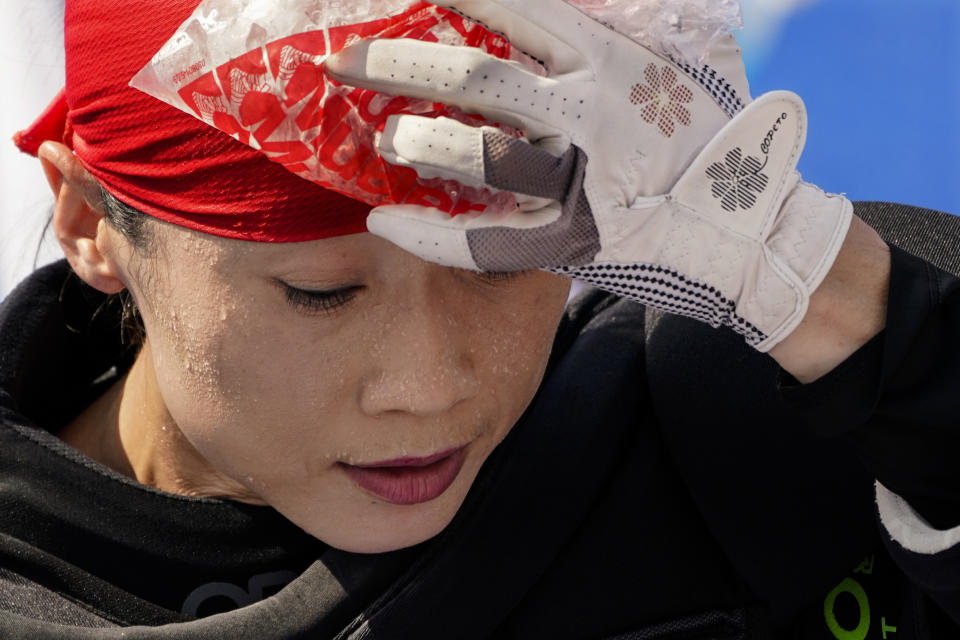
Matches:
[325,38,567,140]
[672,90,806,236]
[464,140,600,271]
[430,0,598,75]
[480,129,575,199]
[370,136,599,272]
[380,114,571,200]
[379,115,496,191]
[371,145,599,273]
[366,204,564,271]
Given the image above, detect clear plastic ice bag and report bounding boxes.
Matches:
[131,1,524,215]
[131,0,742,215]
[569,0,742,67]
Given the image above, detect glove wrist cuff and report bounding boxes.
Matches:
[768,180,854,292]
[751,181,853,351]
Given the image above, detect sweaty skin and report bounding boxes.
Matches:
[60,220,571,553]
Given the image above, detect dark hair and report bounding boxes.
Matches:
[100,186,151,250]
[99,187,151,345]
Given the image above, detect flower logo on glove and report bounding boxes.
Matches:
[629,63,694,137]
[705,148,770,212]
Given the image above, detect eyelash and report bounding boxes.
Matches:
[280,270,527,315]
[281,283,360,315]
[472,270,527,283]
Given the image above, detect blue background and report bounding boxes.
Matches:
[739,0,960,214]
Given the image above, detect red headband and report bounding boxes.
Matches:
[14,0,510,243]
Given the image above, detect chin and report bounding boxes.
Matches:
[325,508,458,554]
[312,485,468,553]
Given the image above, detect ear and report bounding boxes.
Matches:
[39,142,127,294]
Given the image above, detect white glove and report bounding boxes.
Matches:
[326,0,852,352]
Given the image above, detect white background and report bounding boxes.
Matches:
[0,0,65,297]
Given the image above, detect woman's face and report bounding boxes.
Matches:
[124,224,570,552]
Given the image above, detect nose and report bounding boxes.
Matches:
[358,296,478,418]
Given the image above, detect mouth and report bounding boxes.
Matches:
[340,446,468,506]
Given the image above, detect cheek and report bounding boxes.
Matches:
[132,265,322,474]
[138,280,238,433]
[473,273,570,424]
[159,297,358,477]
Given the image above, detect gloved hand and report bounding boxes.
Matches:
[326,0,853,352]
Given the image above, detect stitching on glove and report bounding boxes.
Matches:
[751,100,810,348]
[668,55,745,119]
[759,95,807,240]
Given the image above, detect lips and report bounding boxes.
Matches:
[341,447,467,505]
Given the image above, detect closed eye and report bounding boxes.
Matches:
[278,281,362,315]
[471,269,530,284]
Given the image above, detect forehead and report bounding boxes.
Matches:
[150,222,388,276]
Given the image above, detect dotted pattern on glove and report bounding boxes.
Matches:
[552,263,768,346]
[669,56,745,119]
